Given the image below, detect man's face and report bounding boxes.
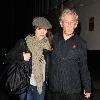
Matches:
[60,14,78,35]
[35,28,47,40]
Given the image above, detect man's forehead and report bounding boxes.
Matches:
[61,14,76,21]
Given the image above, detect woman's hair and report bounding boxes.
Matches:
[59,8,78,22]
[46,31,53,48]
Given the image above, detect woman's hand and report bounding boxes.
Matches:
[23,52,31,61]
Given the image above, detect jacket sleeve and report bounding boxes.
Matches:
[79,41,91,93]
[5,39,26,64]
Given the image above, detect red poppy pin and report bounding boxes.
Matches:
[71,44,77,49]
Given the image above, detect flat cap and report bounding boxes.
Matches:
[32,17,52,29]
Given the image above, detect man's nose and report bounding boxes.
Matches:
[67,22,72,26]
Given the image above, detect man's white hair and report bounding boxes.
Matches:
[59,8,78,22]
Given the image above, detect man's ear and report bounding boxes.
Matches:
[60,21,63,27]
[75,21,78,28]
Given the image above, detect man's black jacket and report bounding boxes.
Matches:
[49,33,91,94]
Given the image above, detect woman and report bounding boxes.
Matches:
[5,17,52,100]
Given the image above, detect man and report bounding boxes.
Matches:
[48,8,91,100]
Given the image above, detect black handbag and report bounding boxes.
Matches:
[5,62,30,94]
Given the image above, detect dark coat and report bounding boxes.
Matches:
[5,38,50,93]
[49,33,91,94]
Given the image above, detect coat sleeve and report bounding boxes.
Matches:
[5,39,26,64]
[79,40,91,93]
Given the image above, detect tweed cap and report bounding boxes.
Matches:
[32,17,52,29]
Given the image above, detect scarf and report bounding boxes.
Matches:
[25,35,51,94]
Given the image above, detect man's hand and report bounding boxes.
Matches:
[84,90,91,98]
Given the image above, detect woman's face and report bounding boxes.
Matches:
[35,28,47,40]
[60,14,78,35]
